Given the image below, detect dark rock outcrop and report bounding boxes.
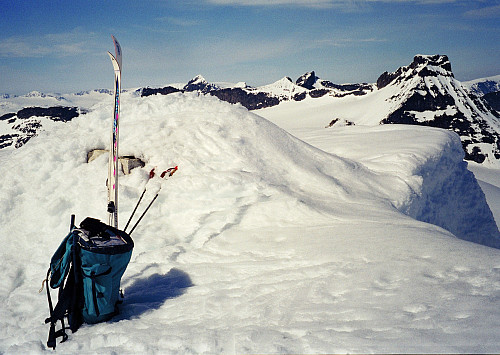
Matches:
[183,75,220,93]
[483,91,500,112]
[296,71,317,90]
[210,88,280,110]
[17,106,79,122]
[141,86,182,97]
[0,106,81,149]
[377,55,453,89]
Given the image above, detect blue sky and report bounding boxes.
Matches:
[0,0,499,95]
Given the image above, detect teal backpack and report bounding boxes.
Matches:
[44,216,134,349]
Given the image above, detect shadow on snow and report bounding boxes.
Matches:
[115,268,193,320]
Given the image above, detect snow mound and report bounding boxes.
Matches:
[1,93,499,353]
[314,125,500,247]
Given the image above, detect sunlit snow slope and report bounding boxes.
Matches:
[0,93,499,353]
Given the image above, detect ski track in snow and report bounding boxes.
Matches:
[0,92,499,353]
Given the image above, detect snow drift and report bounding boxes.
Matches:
[1,92,499,353]
[299,124,500,248]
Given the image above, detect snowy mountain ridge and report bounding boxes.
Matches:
[463,74,500,96]
[1,54,499,167]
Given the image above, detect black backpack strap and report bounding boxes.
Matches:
[45,221,85,349]
[45,268,68,349]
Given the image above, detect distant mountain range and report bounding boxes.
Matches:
[1,55,499,166]
[141,72,376,110]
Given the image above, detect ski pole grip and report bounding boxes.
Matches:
[160,166,178,178]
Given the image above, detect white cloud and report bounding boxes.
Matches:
[314,37,388,47]
[0,29,98,58]
[156,16,201,27]
[205,0,462,7]
[205,0,339,8]
[464,4,500,19]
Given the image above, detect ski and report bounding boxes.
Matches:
[107,35,122,228]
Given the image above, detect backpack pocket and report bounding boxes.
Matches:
[81,263,114,323]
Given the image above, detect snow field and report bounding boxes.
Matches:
[0,92,499,353]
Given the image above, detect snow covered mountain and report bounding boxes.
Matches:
[377,55,500,165]
[1,91,499,353]
[141,72,374,110]
[0,89,123,150]
[0,106,81,149]
[463,74,500,96]
[1,55,499,167]
[139,57,500,167]
[183,74,222,93]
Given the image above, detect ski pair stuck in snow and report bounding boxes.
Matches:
[106,36,178,233]
[107,36,177,234]
[107,35,122,228]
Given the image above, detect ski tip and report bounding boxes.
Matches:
[110,35,122,69]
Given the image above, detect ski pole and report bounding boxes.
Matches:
[124,168,156,232]
[128,166,178,235]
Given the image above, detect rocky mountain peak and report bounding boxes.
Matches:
[377,54,453,89]
[410,54,452,72]
[183,75,220,93]
[377,55,500,164]
[296,71,317,90]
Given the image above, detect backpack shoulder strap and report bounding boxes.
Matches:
[45,215,84,349]
[45,267,69,349]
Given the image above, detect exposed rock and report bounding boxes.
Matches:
[377,71,399,89]
[483,91,500,112]
[296,71,317,90]
[326,118,355,128]
[17,106,79,122]
[0,134,18,149]
[0,106,81,149]
[183,75,220,93]
[293,92,307,101]
[377,55,453,89]
[86,149,145,175]
[120,156,145,175]
[464,76,500,96]
[87,149,107,163]
[309,89,329,98]
[0,112,15,121]
[210,88,280,110]
[141,86,182,97]
[135,72,373,111]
